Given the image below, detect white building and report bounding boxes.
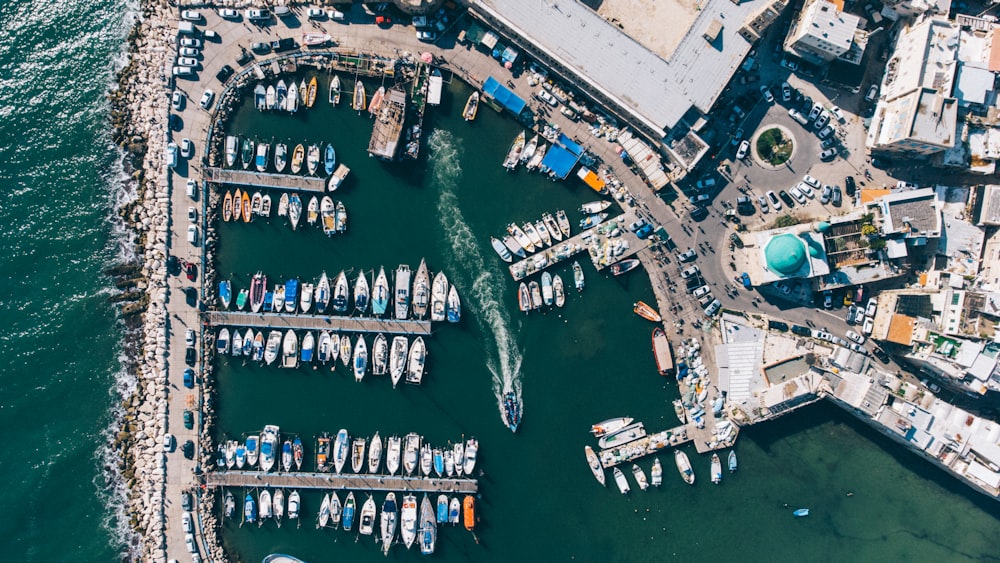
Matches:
[784,0,861,63]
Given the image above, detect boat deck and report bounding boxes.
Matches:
[368,87,407,160]
[206,311,432,336]
[203,470,478,494]
[204,167,328,193]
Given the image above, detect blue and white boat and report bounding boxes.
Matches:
[219,280,232,309]
[300,331,315,363]
[324,143,336,175]
[354,271,369,314]
[342,491,356,532]
[244,493,256,523]
[728,450,738,473]
[433,448,444,477]
[245,434,259,467]
[216,327,229,355]
[334,429,349,474]
[332,271,349,313]
[284,279,299,314]
[353,336,368,382]
[436,494,448,523]
[371,266,389,316]
[446,285,461,322]
[263,291,274,312]
[315,271,331,313]
[793,508,810,517]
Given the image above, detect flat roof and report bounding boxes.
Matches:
[887,313,916,345]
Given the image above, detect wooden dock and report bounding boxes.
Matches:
[597,425,693,468]
[204,167,327,193]
[206,311,433,336]
[203,470,478,494]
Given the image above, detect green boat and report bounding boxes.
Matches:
[236,288,249,310]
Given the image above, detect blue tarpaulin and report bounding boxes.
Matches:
[540,133,583,179]
[482,76,526,116]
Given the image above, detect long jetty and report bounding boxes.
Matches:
[597,424,693,468]
[204,167,327,193]
[203,471,478,494]
[206,311,432,336]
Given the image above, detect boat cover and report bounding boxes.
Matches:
[482,76,526,116]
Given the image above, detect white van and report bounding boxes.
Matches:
[172,66,195,77]
[328,10,346,21]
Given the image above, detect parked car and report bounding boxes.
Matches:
[219,8,239,19]
[847,305,860,324]
[865,84,879,102]
[689,206,709,220]
[176,57,199,68]
[179,37,202,48]
[780,59,799,71]
[183,440,195,459]
[802,175,820,189]
[814,330,835,342]
[695,177,716,190]
[199,89,215,110]
[736,196,754,212]
[788,108,809,126]
[865,297,878,317]
[820,184,832,204]
[216,65,234,83]
[416,30,438,42]
[757,195,769,213]
[780,82,792,101]
[862,316,874,335]
[796,182,814,198]
[182,511,193,533]
[766,190,782,210]
[814,111,830,130]
[163,433,175,452]
[830,105,846,122]
[872,346,891,363]
[166,142,178,168]
[844,176,856,195]
[823,290,833,309]
[185,328,196,347]
[183,367,195,388]
[704,299,722,316]
[183,410,194,429]
[186,179,197,199]
[818,125,835,139]
[681,265,701,279]
[731,128,745,146]
[760,85,774,103]
[307,7,326,19]
[181,10,202,22]
[181,492,192,511]
[171,91,184,111]
[778,190,794,207]
[846,330,866,344]
[187,225,199,245]
[246,8,269,22]
[689,194,711,204]
[789,186,807,204]
[736,139,750,160]
[178,47,200,58]
[808,102,822,121]
[791,325,812,336]
[769,320,789,332]
[251,42,271,54]
[819,147,838,160]
[832,185,842,206]
[677,248,698,262]
[536,89,558,107]
[693,285,711,297]
[180,138,192,158]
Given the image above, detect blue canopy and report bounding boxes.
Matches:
[483,76,527,116]
[540,134,584,180]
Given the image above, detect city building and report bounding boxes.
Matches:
[783,0,861,64]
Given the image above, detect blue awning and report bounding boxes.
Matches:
[482,76,527,116]
[540,134,584,180]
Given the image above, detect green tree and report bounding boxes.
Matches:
[772,215,800,228]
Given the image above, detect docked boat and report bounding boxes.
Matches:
[235,289,249,311]
[276,80,287,111]
[590,417,634,437]
[240,138,253,170]
[249,272,266,313]
[284,279,299,314]
[232,188,243,222]
[372,333,388,375]
[420,444,432,476]
[523,222,544,249]
[260,194,272,217]
[368,85,385,116]
[260,425,279,473]
[333,428,349,474]
[675,449,695,485]
[353,335,368,382]
[526,142,547,171]
[430,271,448,322]
[225,490,235,519]
[358,495,376,535]
[274,142,287,173]
[372,266,389,316]
[246,434,259,467]
[354,271,369,313]
[503,234,526,258]
[389,336,408,388]
[278,193,288,217]
[502,130,526,170]
[403,433,419,476]
[453,442,465,476]
[446,286,461,323]
[335,200,347,233]
[300,282,314,313]
[579,212,608,229]
[264,331,281,365]
[449,497,461,526]
[553,274,565,308]
[300,331,314,363]
[281,330,298,369]
[329,75,341,106]
[317,492,335,529]
[339,334,351,368]
[281,439,293,472]
[288,490,300,520]
[611,258,640,276]
[368,432,382,474]
[401,493,418,549]
[272,283,285,312]
[711,452,723,484]
[251,191,263,216]
[462,91,479,121]
[306,144,320,175]
[412,259,430,319]
[273,489,285,524]
[436,495,448,524]
[265,85,276,110]
[288,194,302,230]
[324,143,336,175]
[419,495,437,554]
[225,440,237,468]
[463,437,478,475]
[235,443,246,468]
[290,143,304,174]
[394,264,411,320]
[328,163,350,190]
[332,270,349,313]
[508,223,534,254]
[651,457,663,487]
[241,191,251,224]
[306,76,318,107]
[502,391,522,432]
[585,445,605,486]
[222,191,233,222]
[225,135,238,167]
[556,210,571,238]
[541,272,554,306]
[634,301,662,322]
[352,79,366,111]
[517,282,531,313]
[286,80,299,112]
[520,134,539,164]
[462,495,475,531]
[633,464,649,491]
[491,236,513,262]
[543,212,563,242]
[432,448,444,477]
[793,508,810,517]
[306,195,319,226]
[652,328,673,375]
[580,200,612,214]
[316,433,330,471]
[528,280,542,310]
[443,450,455,477]
[351,437,366,473]
[613,467,630,494]
[255,142,269,172]
[381,493,398,556]
[598,422,646,449]
[406,336,426,385]
[729,450,738,473]
[336,492,348,530]
[573,260,585,291]
[219,280,232,309]
[386,435,401,475]
[315,272,331,313]
[244,493,257,523]
[230,329,243,357]
[329,333,340,364]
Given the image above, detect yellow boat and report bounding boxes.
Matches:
[232,188,243,222]
[633,301,662,323]
[241,191,251,224]
[291,144,305,174]
[463,91,479,121]
[463,495,475,531]
[306,76,318,108]
[222,191,233,222]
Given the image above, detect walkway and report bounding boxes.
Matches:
[204,471,478,494]
[205,167,328,192]
[206,311,433,336]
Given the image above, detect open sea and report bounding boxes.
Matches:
[3,1,1000,561]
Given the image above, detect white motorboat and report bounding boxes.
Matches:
[419,443,432,476]
[317,493,331,528]
[358,495,376,536]
[380,493,398,556]
[613,467,630,494]
[386,435,401,475]
[368,432,382,474]
[463,437,478,475]
[260,425,279,473]
[264,330,281,365]
[352,335,368,382]
[372,333,388,376]
[651,457,663,487]
[281,329,298,369]
[430,271,448,322]
[585,445,605,486]
[406,336,426,385]
[351,437,366,474]
[452,441,465,476]
[389,336,408,388]
[395,264,411,320]
[401,493,418,549]
[675,449,695,485]
[333,428,349,474]
[412,259,430,319]
[711,452,723,484]
[403,433,419,476]
[632,464,649,491]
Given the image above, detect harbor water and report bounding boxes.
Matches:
[2,0,1000,558]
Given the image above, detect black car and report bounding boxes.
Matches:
[736,195,754,213]
[689,206,709,221]
[872,346,891,364]
[251,42,271,54]
[790,325,811,336]
[271,37,296,52]
[768,320,789,332]
[779,190,795,207]
[182,440,195,459]
[844,176,856,196]
[185,347,196,366]
[730,233,745,249]
[184,286,198,307]
[215,64,234,83]
[183,410,194,429]
[166,255,180,275]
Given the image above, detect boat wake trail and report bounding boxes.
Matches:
[427,130,524,420]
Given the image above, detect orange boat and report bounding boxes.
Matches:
[232,188,243,222]
[463,495,475,531]
[222,191,233,222]
[633,301,661,323]
[241,191,251,223]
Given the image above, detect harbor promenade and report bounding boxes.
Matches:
[206,311,433,336]
[204,471,478,494]
[204,167,327,192]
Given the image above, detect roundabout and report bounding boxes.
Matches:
[751,124,796,170]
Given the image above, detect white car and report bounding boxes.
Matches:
[757,195,769,213]
[182,511,193,533]
[187,225,199,245]
[307,8,326,19]
[690,194,711,204]
[846,330,866,344]
[766,190,782,210]
[802,175,820,189]
[416,30,438,42]
[536,89,558,107]
[796,182,814,198]
[704,299,722,316]
[760,85,774,103]
[162,433,175,452]
[181,10,202,22]
[166,142,178,168]
[185,533,197,554]
[186,179,197,199]
[818,125,835,139]
[814,111,830,130]
[178,47,200,57]
[199,89,215,110]
[807,103,822,121]
[862,316,874,335]
[693,285,711,298]
[185,328,196,347]
[789,186,806,204]
[171,91,184,111]
[187,206,197,222]
[176,57,198,68]
[819,147,838,160]
[736,139,750,160]
[865,85,879,102]
[830,106,846,122]
[179,37,202,48]
[219,8,239,19]
[681,265,701,279]
[246,8,269,22]
[865,297,878,317]
[180,138,192,158]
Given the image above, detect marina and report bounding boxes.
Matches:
[204,168,328,193]
[204,472,478,495]
[205,311,432,336]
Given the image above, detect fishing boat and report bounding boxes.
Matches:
[306,76,318,107]
[612,258,641,276]
[598,422,646,448]
[432,448,444,477]
[252,331,264,361]
[352,79,366,111]
[274,142,287,172]
[728,450,738,473]
[242,332,253,356]
[793,508,810,517]
[491,236,513,262]
[351,437,366,473]
[318,493,332,528]
[633,301,662,322]
[520,134,539,164]
[231,329,243,358]
[613,467,630,494]
[517,282,531,313]
[306,144,320,175]
[241,191,251,224]
[286,80,299,112]
[235,442,246,468]
[462,496,475,531]
[401,494,418,549]
[265,85,276,110]
[381,493,398,556]
[264,331,281,365]
[436,495,449,524]
[406,336,426,384]
[372,267,389,316]
[354,271,369,313]
[260,194,272,217]
[585,445,605,486]
[372,333,388,375]
[580,200,612,214]
[306,196,319,226]
[290,143,305,174]
[260,425,279,473]
[711,452,723,484]
[541,272,554,306]
[232,188,243,222]
[225,135,238,167]
[453,442,465,476]
[272,283,285,312]
[358,495,376,535]
[273,489,285,524]
[276,80,287,111]
[222,191,233,222]
[219,280,232,309]
[332,270,349,313]
[523,222,544,249]
[633,464,650,491]
[335,200,347,233]
[503,234,526,258]
[216,327,230,355]
[651,457,663,487]
[387,435,401,475]
[251,191,263,216]
[507,223,534,253]
[430,271,448,322]
[284,279,299,314]
[246,435,260,467]
[249,272,266,313]
[675,449,695,485]
[556,210,571,238]
[281,439,293,472]
[323,143,336,175]
[526,142,547,171]
[579,212,608,229]
[240,138,254,170]
[288,194,302,230]
[463,437,478,475]
[412,259,430,319]
[652,328,673,375]
[277,193,288,217]
[449,497,461,526]
[502,391,522,432]
[443,450,455,477]
[403,433,419,476]
[353,336,368,382]
[339,334,351,368]
[394,264,411,320]
[300,281,314,313]
[590,417,634,437]
[419,495,437,554]
[543,213,562,242]
[462,91,479,121]
[245,493,257,523]
[224,440,237,468]
[368,85,385,116]
[281,329,298,368]
[329,75,341,106]
[335,492,347,530]
[368,432,382,474]
[573,260,585,291]
[389,336,408,388]
[333,428,349,474]
[288,490,300,520]
[313,272,330,315]
[225,490,236,519]
[502,130,526,170]
[300,331,314,363]
[255,142,269,172]
[553,274,565,308]
[529,280,542,310]
[446,286,461,323]
[316,433,330,471]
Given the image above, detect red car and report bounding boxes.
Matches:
[184,261,197,281]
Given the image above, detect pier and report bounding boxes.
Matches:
[597,424,694,468]
[204,471,478,494]
[204,167,327,193]
[206,311,432,336]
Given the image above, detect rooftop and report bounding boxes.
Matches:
[883,17,959,102]
[880,187,942,236]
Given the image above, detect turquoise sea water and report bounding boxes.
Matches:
[2,3,1000,560]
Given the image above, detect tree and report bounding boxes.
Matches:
[772,214,800,228]
[870,238,887,251]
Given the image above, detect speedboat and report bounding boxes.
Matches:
[335,200,347,233]
[518,282,531,313]
[386,435,401,475]
[286,80,299,112]
[579,212,608,229]
[329,333,340,364]
[216,328,230,355]
[652,328,672,375]
[225,490,235,519]
[463,437,478,475]
[260,425,279,473]
[675,449,695,485]
[265,86,276,110]
[372,333,388,376]
[284,279,299,314]
[306,196,319,226]
[453,441,465,476]
[462,496,476,531]
[523,222,544,249]
[291,143,304,174]
[437,494,449,524]
[420,443,432,476]
[556,210,571,238]
[535,219,552,247]
[271,284,286,313]
[274,142,287,173]
[228,329,241,357]
[368,85,385,116]
[521,134,539,164]
[314,272,331,313]
[333,428,349,474]
[249,272,266,313]
[351,437,366,473]
[430,271,448,322]
[264,331,281,365]
[580,200,612,214]
[711,452,723,484]
[255,142,269,172]
[273,489,285,524]
[406,336,426,385]
[449,497,460,526]
[553,274,565,308]
[288,490,300,520]
[633,301,662,322]
[225,135,237,167]
[543,212,563,241]
[371,266,389,315]
[585,445,605,486]
[389,336,408,388]
[651,457,663,487]
[288,194,302,230]
[332,270,349,313]
[401,494,418,549]
[354,271,369,313]
[246,434,259,467]
[359,495,376,536]
[260,194,272,217]
[444,449,455,477]
[219,280,232,309]
[432,448,444,477]
[502,234,526,258]
[235,289,249,311]
[299,282,314,313]
[306,144,320,175]
[275,80,287,112]
[324,143,336,175]
[529,280,542,310]
[590,417,634,437]
[259,489,272,522]
[235,443,246,468]
[353,335,368,382]
[412,259,430,320]
[240,139,253,170]
[318,493,331,528]
[573,260,585,291]
[329,75,341,106]
[292,437,303,471]
[368,432,382,474]
[729,450,738,473]
[353,79,366,111]
[541,272,553,307]
[612,258,641,276]
[402,433,419,476]
[394,264,411,320]
[633,464,649,491]
[502,391,522,432]
[598,422,646,449]
[277,193,288,217]
[491,236,513,262]
[613,467,630,494]
[244,493,257,523]
[793,508,810,517]
[380,493,398,556]
[462,91,479,121]
[446,285,461,323]
[281,440,293,472]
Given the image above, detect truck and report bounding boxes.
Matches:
[178,21,196,35]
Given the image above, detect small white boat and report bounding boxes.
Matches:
[403,433,420,476]
[406,336,426,385]
[225,135,238,167]
[580,200,612,214]
[389,336,408,388]
[463,437,478,475]
[368,432,382,474]
[372,333,388,376]
[430,271,448,322]
[359,495,377,536]
[299,282,314,313]
[419,443,432,476]
[387,435,401,475]
[448,497,460,526]
[288,490,300,520]
[315,272,331,313]
[446,285,461,323]
[541,271,553,307]
[354,270,369,314]
[675,449,695,485]
[590,417,634,437]
[632,464,649,491]
[380,492,398,556]
[306,195,319,225]
[333,428,349,474]
[273,489,285,524]
[613,467,630,494]
[711,452,723,484]
[351,437,366,474]
[317,493,331,528]
[729,450,738,473]
[334,492,346,530]
[352,335,368,382]
[339,333,351,368]
[556,210,571,238]
[585,445,605,486]
[452,441,465,476]
[491,236,513,262]
[553,274,565,308]
[264,331,281,365]
[401,493,418,549]
[288,194,302,230]
[259,489,272,522]
[278,193,289,217]
[281,329,298,369]
[651,458,663,487]
[274,143,287,173]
